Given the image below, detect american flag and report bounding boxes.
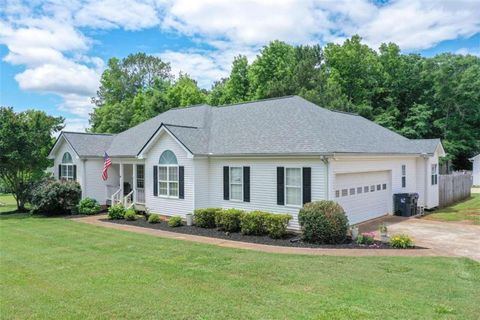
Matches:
[102,152,112,181]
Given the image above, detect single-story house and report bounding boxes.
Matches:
[470,154,480,186]
[48,96,445,228]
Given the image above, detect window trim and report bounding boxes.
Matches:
[431,164,438,185]
[284,167,303,207]
[60,164,75,181]
[229,166,243,202]
[136,164,145,189]
[157,164,179,198]
[401,164,406,188]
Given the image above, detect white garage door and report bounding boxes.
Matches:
[334,171,391,225]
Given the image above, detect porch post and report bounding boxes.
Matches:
[119,162,124,197]
[133,164,137,204]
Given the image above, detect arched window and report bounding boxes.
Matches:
[62,152,73,163]
[159,150,178,165]
[60,152,75,180]
[157,150,179,197]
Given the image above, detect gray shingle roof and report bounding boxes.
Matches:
[58,96,442,157]
[62,132,115,157]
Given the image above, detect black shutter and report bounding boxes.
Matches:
[153,166,158,196]
[277,167,284,205]
[73,165,77,181]
[302,167,311,204]
[243,166,250,202]
[58,164,62,180]
[223,166,229,200]
[179,166,184,199]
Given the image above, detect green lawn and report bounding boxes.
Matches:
[1,214,479,319]
[0,194,17,214]
[424,193,480,225]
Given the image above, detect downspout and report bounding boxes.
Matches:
[320,156,330,200]
[82,159,87,199]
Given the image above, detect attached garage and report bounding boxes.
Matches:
[334,171,391,225]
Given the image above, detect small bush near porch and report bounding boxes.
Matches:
[1,214,479,319]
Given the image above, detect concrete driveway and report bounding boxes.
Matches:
[368,217,480,261]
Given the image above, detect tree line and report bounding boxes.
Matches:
[90,36,480,169]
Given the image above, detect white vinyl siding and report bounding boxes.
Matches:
[207,158,327,230]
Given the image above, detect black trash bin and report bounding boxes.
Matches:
[394,193,419,217]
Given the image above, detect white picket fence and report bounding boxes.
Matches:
[439,172,473,208]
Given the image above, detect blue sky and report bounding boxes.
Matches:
[1,0,479,132]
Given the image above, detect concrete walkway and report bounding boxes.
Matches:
[72,214,455,258]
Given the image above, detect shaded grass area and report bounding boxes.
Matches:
[424,193,480,225]
[1,214,479,319]
[0,194,18,214]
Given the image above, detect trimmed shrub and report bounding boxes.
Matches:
[108,204,125,220]
[148,214,160,223]
[390,234,414,249]
[298,201,349,244]
[30,180,81,215]
[168,216,183,227]
[241,211,270,235]
[77,197,101,215]
[194,208,222,228]
[356,232,375,245]
[265,214,292,239]
[215,209,245,232]
[124,208,137,221]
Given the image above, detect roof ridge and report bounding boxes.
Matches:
[163,123,198,129]
[63,131,115,136]
[169,103,211,111]
[212,95,298,108]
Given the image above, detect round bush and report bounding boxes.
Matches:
[148,214,160,223]
[265,214,292,239]
[30,180,81,215]
[298,201,349,244]
[215,209,245,232]
[194,208,221,228]
[124,208,137,221]
[241,211,269,235]
[108,204,126,220]
[168,216,183,227]
[78,197,101,215]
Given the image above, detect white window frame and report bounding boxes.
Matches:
[229,166,243,201]
[285,167,303,207]
[60,152,74,181]
[60,164,75,181]
[431,164,438,185]
[157,165,179,198]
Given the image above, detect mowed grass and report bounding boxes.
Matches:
[0,194,17,214]
[424,193,480,225]
[1,215,479,320]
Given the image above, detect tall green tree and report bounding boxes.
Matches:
[248,40,296,99]
[0,108,64,211]
[90,53,172,133]
[166,73,207,108]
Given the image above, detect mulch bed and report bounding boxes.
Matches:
[102,217,421,249]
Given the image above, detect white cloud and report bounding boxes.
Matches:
[456,47,480,57]
[1,0,479,121]
[63,117,90,133]
[74,0,160,30]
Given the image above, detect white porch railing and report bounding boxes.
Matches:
[111,188,122,206]
[124,190,134,209]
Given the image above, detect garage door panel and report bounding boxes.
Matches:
[334,171,391,225]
